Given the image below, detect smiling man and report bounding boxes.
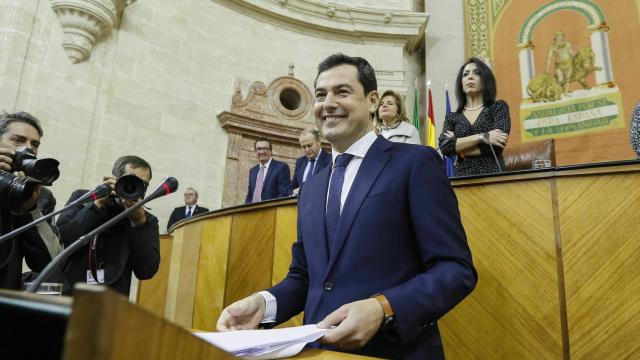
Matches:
[167,188,209,230]
[218,54,477,359]
[245,137,292,204]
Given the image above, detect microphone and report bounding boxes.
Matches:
[482,132,503,172]
[0,183,112,247]
[26,177,178,293]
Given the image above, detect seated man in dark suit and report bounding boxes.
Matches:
[218,54,477,359]
[291,128,331,194]
[167,187,209,230]
[245,137,292,204]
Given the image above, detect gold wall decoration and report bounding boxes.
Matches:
[463,0,640,165]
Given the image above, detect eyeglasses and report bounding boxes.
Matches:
[255,147,271,152]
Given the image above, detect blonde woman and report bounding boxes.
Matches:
[375,90,421,144]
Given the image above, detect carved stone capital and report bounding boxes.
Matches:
[50,0,132,63]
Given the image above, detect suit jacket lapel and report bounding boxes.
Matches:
[250,165,258,190]
[308,165,331,265]
[319,151,330,173]
[262,161,275,190]
[324,137,392,278]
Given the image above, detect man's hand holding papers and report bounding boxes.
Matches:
[217,294,266,331]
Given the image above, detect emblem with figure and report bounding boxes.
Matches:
[527,31,602,103]
[516,1,624,142]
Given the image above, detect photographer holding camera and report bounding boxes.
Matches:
[56,155,160,296]
[0,111,63,290]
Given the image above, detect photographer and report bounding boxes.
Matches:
[56,155,160,296]
[0,111,63,290]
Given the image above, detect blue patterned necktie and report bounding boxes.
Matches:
[325,153,354,252]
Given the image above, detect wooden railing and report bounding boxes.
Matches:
[141,162,640,359]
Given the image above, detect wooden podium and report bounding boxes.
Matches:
[0,284,236,359]
[0,285,376,360]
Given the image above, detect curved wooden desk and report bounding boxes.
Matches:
[159,198,300,331]
[441,160,640,360]
[141,162,640,359]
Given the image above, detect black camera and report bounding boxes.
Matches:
[114,174,147,200]
[12,147,60,186]
[0,170,40,210]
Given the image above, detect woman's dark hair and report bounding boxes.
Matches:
[454,57,497,113]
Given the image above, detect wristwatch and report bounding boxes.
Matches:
[482,132,490,143]
[372,293,398,333]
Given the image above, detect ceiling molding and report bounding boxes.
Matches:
[213,0,429,43]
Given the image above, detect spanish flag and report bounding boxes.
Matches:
[426,84,436,148]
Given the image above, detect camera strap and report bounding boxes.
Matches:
[87,235,104,284]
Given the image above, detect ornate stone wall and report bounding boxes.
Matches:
[0,0,431,231]
[218,73,318,206]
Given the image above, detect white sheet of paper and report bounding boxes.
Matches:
[194,324,330,359]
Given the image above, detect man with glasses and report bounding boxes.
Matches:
[167,187,209,230]
[245,137,292,204]
[56,155,160,296]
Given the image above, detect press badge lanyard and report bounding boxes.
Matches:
[87,235,104,284]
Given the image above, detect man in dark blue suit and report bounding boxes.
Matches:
[167,187,209,230]
[219,54,477,359]
[291,128,331,194]
[245,137,292,204]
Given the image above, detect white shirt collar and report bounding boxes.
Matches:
[260,157,273,169]
[312,149,322,161]
[331,131,377,163]
[381,121,415,137]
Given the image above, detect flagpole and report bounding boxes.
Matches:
[427,79,431,146]
[412,78,422,144]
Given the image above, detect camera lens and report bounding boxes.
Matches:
[115,175,146,200]
[12,147,60,185]
[0,170,39,209]
[21,158,60,185]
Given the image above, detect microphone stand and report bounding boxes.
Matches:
[0,184,111,247]
[26,177,178,293]
[487,142,503,172]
